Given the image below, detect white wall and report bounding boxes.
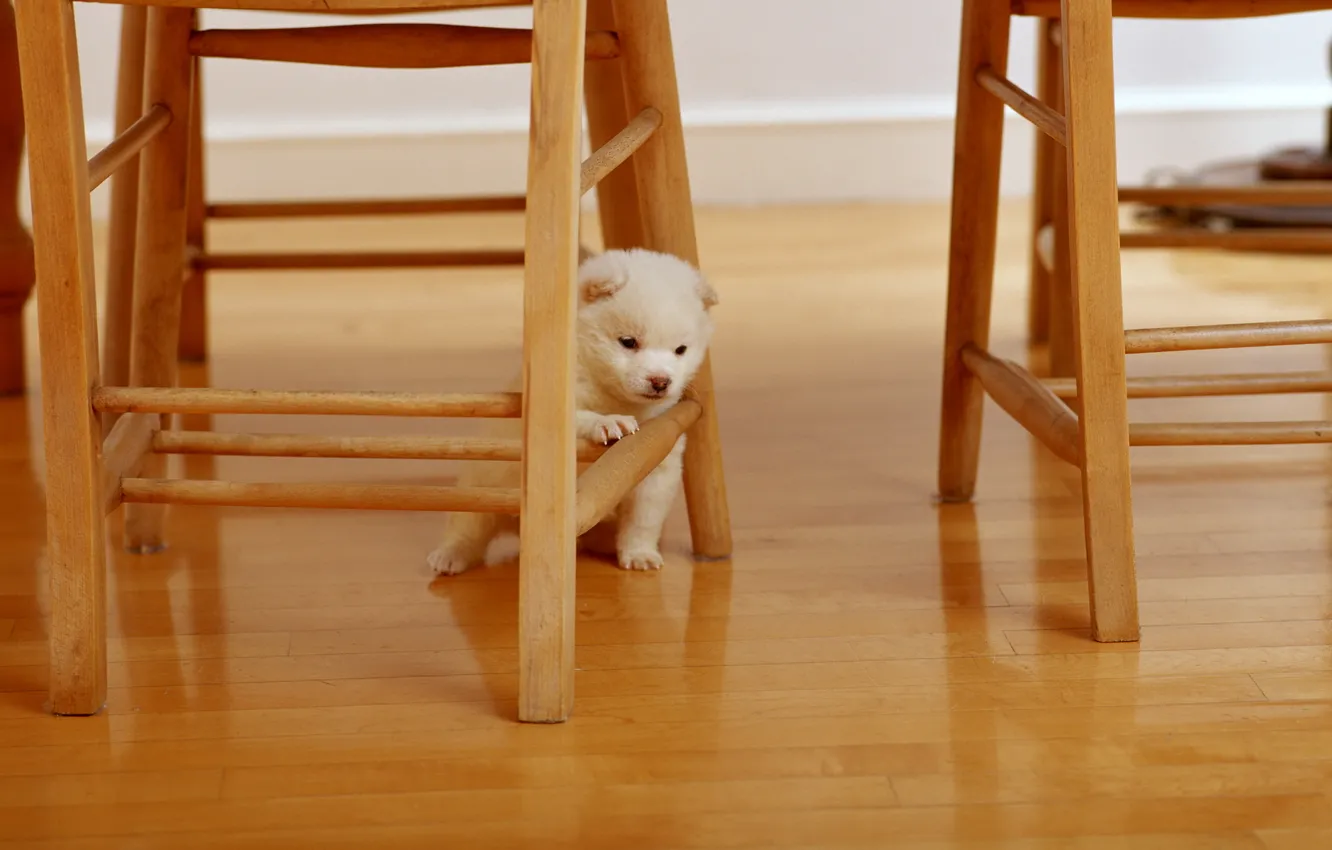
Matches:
[69,2,1332,210]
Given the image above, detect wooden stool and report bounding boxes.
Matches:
[101,4,637,379]
[17,0,731,722]
[940,0,1332,643]
[1026,6,1332,377]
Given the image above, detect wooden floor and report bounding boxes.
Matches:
[4,202,1332,847]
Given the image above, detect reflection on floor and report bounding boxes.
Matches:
[2,203,1332,847]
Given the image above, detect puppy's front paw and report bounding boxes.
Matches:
[427,547,472,577]
[618,547,664,571]
[581,413,639,445]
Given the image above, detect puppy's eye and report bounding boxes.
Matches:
[618,337,639,350]
[674,345,688,356]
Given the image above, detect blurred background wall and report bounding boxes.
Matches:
[65,1,1332,215]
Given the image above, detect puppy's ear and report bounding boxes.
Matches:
[579,251,629,304]
[695,272,720,310]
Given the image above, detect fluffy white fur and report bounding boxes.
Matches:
[426,248,718,576]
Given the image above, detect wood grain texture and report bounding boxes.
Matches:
[1,202,1332,843]
[1047,371,1332,399]
[961,345,1080,465]
[1130,421,1332,447]
[579,107,660,196]
[938,0,1011,501]
[14,0,108,715]
[976,65,1067,144]
[123,8,194,554]
[1121,229,1332,252]
[101,5,148,423]
[152,430,608,462]
[178,33,207,363]
[1046,50,1076,381]
[207,195,526,219]
[1047,114,1076,379]
[583,0,644,252]
[86,104,170,191]
[188,23,619,68]
[1060,0,1139,642]
[121,479,522,513]
[1026,17,1060,348]
[100,411,159,513]
[613,0,732,560]
[195,249,525,270]
[93,386,523,418]
[1125,320,1332,354]
[1120,183,1332,206]
[517,0,586,723]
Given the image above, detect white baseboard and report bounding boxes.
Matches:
[74,84,1332,218]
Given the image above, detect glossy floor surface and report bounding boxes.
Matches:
[4,204,1332,847]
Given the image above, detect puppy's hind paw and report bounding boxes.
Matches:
[618,547,664,572]
[427,547,472,577]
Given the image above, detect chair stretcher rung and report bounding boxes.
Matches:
[194,250,524,271]
[1045,371,1332,400]
[1131,421,1332,447]
[101,412,158,514]
[961,345,1080,466]
[93,387,522,418]
[580,108,661,195]
[1120,183,1332,207]
[121,479,520,514]
[206,196,526,220]
[975,66,1066,145]
[575,396,702,535]
[154,430,607,463]
[188,23,620,69]
[1121,229,1332,252]
[87,105,171,191]
[1125,320,1332,355]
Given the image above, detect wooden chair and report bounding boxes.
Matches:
[101,4,634,379]
[17,0,731,722]
[940,0,1332,643]
[1026,6,1332,376]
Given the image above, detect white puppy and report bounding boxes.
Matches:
[426,248,718,575]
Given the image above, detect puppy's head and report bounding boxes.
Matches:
[577,249,718,407]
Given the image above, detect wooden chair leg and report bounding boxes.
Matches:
[1060,0,1139,642]
[14,0,108,715]
[102,6,148,436]
[584,0,644,251]
[178,27,207,364]
[517,0,586,724]
[1048,128,1077,379]
[938,0,1011,502]
[1027,17,1058,349]
[123,9,194,555]
[613,0,732,560]
[0,1,34,396]
[1042,24,1077,379]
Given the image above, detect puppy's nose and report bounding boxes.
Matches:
[648,375,672,393]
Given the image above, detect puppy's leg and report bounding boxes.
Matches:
[427,456,518,576]
[615,441,684,571]
[428,512,505,576]
[577,409,638,445]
